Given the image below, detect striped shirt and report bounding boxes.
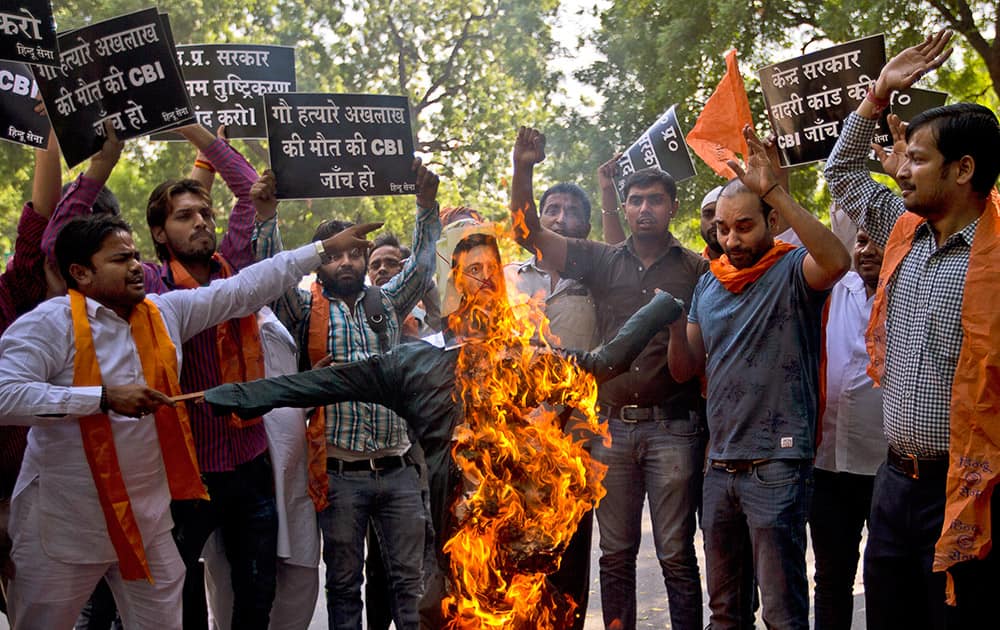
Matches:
[270,203,440,456]
[0,204,49,497]
[824,112,977,457]
[42,139,272,471]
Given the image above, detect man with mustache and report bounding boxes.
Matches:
[0,211,377,629]
[266,162,441,630]
[510,127,708,630]
[668,125,850,629]
[824,29,1000,627]
[41,124,284,629]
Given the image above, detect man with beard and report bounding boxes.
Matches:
[41,124,283,629]
[0,212,377,629]
[198,231,687,627]
[668,125,849,629]
[824,29,1000,627]
[267,163,440,630]
[699,186,724,260]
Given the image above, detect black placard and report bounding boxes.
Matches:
[151,44,295,141]
[32,8,193,168]
[613,105,697,203]
[0,59,48,148]
[0,0,58,66]
[265,92,416,199]
[759,34,886,166]
[867,87,949,172]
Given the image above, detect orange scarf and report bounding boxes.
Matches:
[866,191,1000,604]
[169,255,264,428]
[305,282,332,512]
[709,240,797,293]
[70,290,207,581]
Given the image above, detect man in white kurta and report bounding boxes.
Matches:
[0,214,372,630]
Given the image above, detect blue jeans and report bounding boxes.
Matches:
[702,459,813,630]
[591,416,703,630]
[318,462,426,630]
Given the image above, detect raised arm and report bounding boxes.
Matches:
[382,158,442,314]
[823,30,953,247]
[598,153,627,244]
[31,125,62,220]
[510,126,568,271]
[731,126,850,291]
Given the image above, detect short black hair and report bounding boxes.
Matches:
[450,233,500,268]
[54,214,133,290]
[372,232,410,258]
[719,178,773,218]
[61,181,120,216]
[312,219,354,243]
[622,168,677,202]
[539,182,592,224]
[907,103,1000,197]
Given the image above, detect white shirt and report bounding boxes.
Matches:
[815,271,886,475]
[255,308,319,568]
[0,244,320,564]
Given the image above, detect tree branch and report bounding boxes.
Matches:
[416,5,497,111]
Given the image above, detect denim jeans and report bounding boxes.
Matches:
[590,415,703,630]
[702,459,813,630]
[809,468,874,630]
[170,451,278,630]
[318,462,426,630]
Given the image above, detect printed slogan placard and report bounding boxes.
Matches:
[33,8,193,168]
[265,92,416,199]
[0,60,49,148]
[152,43,295,140]
[867,87,948,173]
[759,34,886,166]
[0,0,58,66]
[613,105,697,203]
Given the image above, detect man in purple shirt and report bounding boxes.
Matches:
[42,124,278,630]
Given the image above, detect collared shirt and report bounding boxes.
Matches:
[0,204,49,497]
[0,244,322,564]
[504,256,599,352]
[815,272,885,475]
[563,235,708,409]
[825,112,977,457]
[42,139,271,472]
[272,204,441,456]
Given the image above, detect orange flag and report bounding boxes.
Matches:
[686,49,754,178]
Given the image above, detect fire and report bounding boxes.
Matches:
[441,232,607,629]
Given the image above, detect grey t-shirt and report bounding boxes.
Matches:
[689,247,828,460]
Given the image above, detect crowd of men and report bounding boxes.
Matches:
[0,28,997,630]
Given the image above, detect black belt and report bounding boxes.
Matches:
[327,451,414,473]
[887,446,948,480]
[598,403,687,423]
[710,459,769,474]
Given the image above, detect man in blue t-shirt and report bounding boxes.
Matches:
[669,126,849,629]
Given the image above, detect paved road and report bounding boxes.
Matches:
[0,503,865,629]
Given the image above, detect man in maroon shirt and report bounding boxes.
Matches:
[42,124,278,630]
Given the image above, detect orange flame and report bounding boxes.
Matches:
[441,234,607,629]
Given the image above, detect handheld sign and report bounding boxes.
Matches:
[33,8,194,168]
[152,44,295,140]
[867,87,948,173]
[613,105,697,203]
[265,92,416,200]
[0,60,48,148]
[0,0,58,66]
[759,34,886,166]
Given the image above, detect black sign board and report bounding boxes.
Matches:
[265,92,416,199]
[759,34,886,167]
[0,59,48,148]
[151,44,295,141]
[32,8,193,168]
[0,0,58,66]
[867,87,948,172]
[613,105,697,203]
